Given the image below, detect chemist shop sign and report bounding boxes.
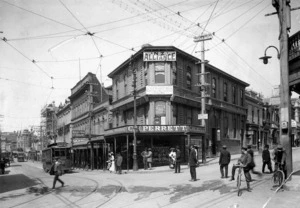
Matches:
[143,51,176,62]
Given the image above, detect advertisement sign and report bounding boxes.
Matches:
[143,51,176,62]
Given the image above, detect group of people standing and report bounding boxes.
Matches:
[218,144,287,192]
[141,148,153,170]
[106,152,123,174]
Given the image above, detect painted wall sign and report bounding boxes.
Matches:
[143,51,176,62]
[146,85,173,95]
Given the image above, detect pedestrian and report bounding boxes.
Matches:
[0,158,5,174]
[109,152,116,173]
[116,152,123,174]
[106,153,112,170]
[169,148,176,169]
[219,145,231,178]
[189,145,198,181]
[141,148,148,170]
[52,157,64,189]
[262,145,273,173]
[147,148,153,170]
[229,147,252,191]
[247,145,262,178]
[273,144,287,179]
[175,146,181,173]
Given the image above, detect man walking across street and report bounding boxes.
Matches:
[175,146,181,173]
[229,147,252,191]
[247,145,263,179]
[189,145,198,181]
[262,144,273,173]
[219,145,231,178]
[52,157,64,189]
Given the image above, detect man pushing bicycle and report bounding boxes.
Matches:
[272,144,287,179]
[230,147,252,191]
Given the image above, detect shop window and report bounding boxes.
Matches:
[212,78,216,98]
[155,63,165,83]
[224,82,228,101]
[187,66,192,89]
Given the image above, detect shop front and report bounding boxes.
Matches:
[105,125,205,169]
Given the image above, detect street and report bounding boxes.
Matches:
[1,148,300,208]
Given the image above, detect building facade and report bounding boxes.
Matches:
[106,45,248,168]
[56,100,71,145]
[69,72,110,170]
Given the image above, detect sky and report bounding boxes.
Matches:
[0,0,300,132]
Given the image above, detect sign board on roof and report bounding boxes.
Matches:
[143,51,176,62]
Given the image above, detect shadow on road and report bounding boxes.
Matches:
[0,174,40,194]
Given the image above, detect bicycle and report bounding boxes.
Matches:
[272,163,285,188]
[235,164,245,196]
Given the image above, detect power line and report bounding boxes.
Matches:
[1,39,52,78]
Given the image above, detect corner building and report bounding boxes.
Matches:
[107,45,248,168]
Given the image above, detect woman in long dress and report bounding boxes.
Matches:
[109,152,116,173]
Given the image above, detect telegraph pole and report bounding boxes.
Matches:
[271,0,293,177]
[131,55,138,171]
[194,33,212,163]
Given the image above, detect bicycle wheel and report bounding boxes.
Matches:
[237,174,242,196]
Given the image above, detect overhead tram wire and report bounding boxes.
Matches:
[5,0,198,42]
[0,76,53,89]
[1,39,52,79]
[1,0,86,34]
[58,0,102,57]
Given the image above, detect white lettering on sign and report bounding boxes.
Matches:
[143,51,176,62]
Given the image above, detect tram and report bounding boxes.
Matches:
[42,143,72,173]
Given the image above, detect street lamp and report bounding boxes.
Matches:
[259,45,280,64]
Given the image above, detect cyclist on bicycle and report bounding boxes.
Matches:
[272,144,287,179]
[229,147,252,191]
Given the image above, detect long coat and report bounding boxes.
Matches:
[189,149,197,167]
[219,149,231,165]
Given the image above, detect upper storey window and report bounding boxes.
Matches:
[212,78,216,98]
[224,82,228,102]
[187,66,192,89]
[232,85,237,104]
[155,63,165,83]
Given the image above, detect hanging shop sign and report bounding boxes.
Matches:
[143,51,176,62]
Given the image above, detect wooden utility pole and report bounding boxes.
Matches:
[194,33,212,163]
[131,55,138,171]
[277,0,293,177]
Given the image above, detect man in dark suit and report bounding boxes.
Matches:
[219,145,231,178]
[189,145,198,181]
[175,146,181,173]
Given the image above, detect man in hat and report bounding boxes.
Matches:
[52,157,64,189]
[219,145,231,178]
[141,148,148,170]
[146,148,153,170]
[189,145,198,181]
[175,146,181,173]
[262,144,273,173]
[273,144,287,178]
[247,145,262,178]
[230,147,252,191]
